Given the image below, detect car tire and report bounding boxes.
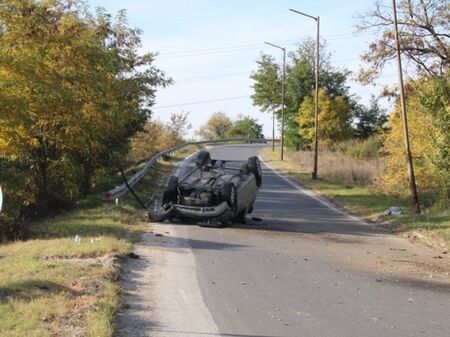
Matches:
[222,182,237,210]
[196,150,211,167]
[148,211,167,223]
[248,156,262,187]
[162,175,178,204]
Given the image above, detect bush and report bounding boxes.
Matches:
[343,135,382,159]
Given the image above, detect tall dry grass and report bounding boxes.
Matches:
[284,149,385,186]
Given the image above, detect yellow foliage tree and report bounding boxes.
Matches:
[128,112,191,163]
[296,89,352,147]
[195,112,233,140]
[0,1,169,237]
[376,77,449,203]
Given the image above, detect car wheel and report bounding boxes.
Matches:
[148,211,167,223]
[222,182,237,212]
[248,156,262,187]
[162,175,178,205]
[196,150,211,167]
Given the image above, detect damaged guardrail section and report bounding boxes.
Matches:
[102,137,269,203]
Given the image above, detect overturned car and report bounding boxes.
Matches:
[148,150,262,226]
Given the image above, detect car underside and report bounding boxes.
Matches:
[148,150,262,227]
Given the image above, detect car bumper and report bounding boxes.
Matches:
[173,201,232,220]
[147,201,233,223]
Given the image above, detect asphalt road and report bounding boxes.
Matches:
[116,144,450,337]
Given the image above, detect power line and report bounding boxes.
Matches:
[144,10,286,25]
[168,58,362,86]
[156,33,373,60]
[153,95,250,110]
[175,71,250,84]
[159,40,296,57]
[172,57,361,85]
[157,44,291,60]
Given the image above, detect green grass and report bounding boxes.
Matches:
[0,145,198,337]
[261,148,450,248]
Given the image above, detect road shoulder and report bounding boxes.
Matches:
[115,223,219,337]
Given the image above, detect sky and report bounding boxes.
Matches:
[88,0,397,138]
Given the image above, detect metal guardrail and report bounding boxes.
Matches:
[102,137,269,203]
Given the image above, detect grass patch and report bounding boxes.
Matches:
[0,145,198,337]
[261,147,450,249]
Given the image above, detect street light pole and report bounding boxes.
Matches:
[281,48,286,161]
[271,74,275,152]
[392,0,421,214]
[265,41,286,161]
[289,8,320,179]
[272,107,275,151]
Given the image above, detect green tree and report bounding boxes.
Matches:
[285,39,351,150]
[226,114,264,139]
[416,76,450,186]
[251,38,351,150]
[196,112,232,140]
[250,53,282,114]
[353,96,388,139]
[297,89,353,146]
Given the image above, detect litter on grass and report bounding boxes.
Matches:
[384,207,402,216]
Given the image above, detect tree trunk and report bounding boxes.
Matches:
[80,159,94,196]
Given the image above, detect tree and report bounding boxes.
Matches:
[251,38,351,150]
[226,115,264,139]
[166,111,192,147]
[357,0,449,83]
[250,53,282,113]
[377,76,449,204]
[413,75,450,200]
[353,96,388,139]
[128,119,166,163]
[128,112,192,162]
[297,89,353,146]
[285,39,351,149]
[0,0,169,214]
[196,112,232,140]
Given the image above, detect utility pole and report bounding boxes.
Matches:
[271,73,275,152]
[313,16,320,179]
[281,48,286,161]
[392,0,421,214]
[289,9,320,178]
[265,41,286,161]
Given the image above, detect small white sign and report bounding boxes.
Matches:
[0,185,3,212]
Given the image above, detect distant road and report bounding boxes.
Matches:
[116,144,450,337]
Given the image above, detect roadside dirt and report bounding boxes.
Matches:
[297,229,450,287]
